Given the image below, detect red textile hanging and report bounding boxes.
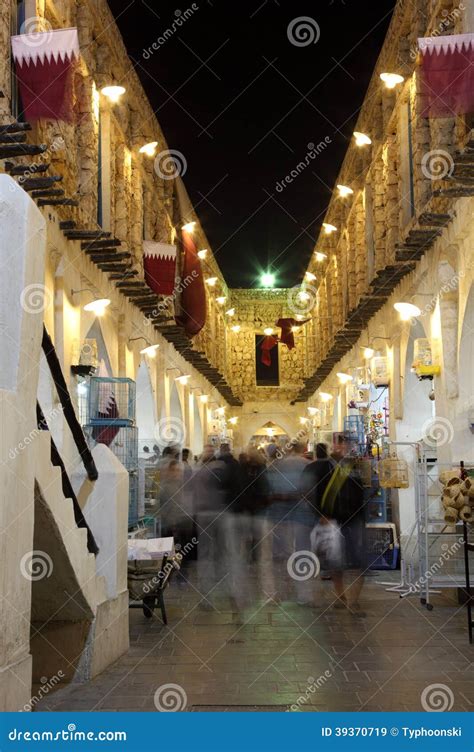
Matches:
[176,229,206,336]
[143,241,177,296]
[261,335,279,366]
[418,33,474,117]
[91,385,120,447]
[11,27,79,122]
[277,317,310,350]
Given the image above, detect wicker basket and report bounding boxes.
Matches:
[379,455,409,489]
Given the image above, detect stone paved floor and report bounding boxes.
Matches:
[36,566,473,712]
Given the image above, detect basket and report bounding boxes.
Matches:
[379,454,409,488]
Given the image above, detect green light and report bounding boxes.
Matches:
[261,272,275,288]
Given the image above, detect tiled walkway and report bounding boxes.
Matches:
[37,566,473,712]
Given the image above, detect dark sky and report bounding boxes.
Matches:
[108,0,395,287]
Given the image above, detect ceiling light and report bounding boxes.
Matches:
[261,272,275,288]
[175,374,190,384]
[363,347,375,359]
[226,308,235,316]
[322,222,337,234]
[139,141,158,156]
[291,326,299,333]
[337,372,353,384]
[315,251,327,262]
[394,301,421,321]
[205,277,218,286]
[337,184,354,198]
[83,298,110,315]
[216,296,226,305]
[305,271,316,281]
[354,131,372,146]
[216,406,226,416]
[380,72,404,89]
[263,327,274,336]
[319,392,333,402]
[140,344,160,357]
[231,324,241,333]
[197,249,208,259]
[101,85,126,103]
[182,221,196,233]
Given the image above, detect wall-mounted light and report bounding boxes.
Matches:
[101,85,126,103]
[216,296,226,305]
[231,324,241,333]
[83,298,110,315]
[205,277,218,287]
[140,344,160,357]
[319,392,333,402]
[261,272,275,288]
[380,72,404,89]
[337,372,353,384]
[200,394,209,404]
[322,222,337,234]
[197,249,208,259]
[337,184,353,198]
[394,301,421,321]
[175,374,190,384]
[139,141,158,156]
[305,271,317,281]
[226,308,235,316]
[353,131,372,146]
[298,291,310,302]
[216,406,226,416]
[299,416,309,425]
[308,406,319,416]
[362,347,375,359]
[315,251,327,262]
[182,221,196,233]
[229,416,238,425]
[263,327,274,336]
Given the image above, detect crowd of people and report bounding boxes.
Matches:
[156,438,367,615]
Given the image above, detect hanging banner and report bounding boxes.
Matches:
[11,27,79,122]
[143,241,177,296]
[418,33,474,116]
[261,334,279,366]
[277,317,309,350]
[176,229,206,336]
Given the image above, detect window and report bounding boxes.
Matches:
[255,335,279,387]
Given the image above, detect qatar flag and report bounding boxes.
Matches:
[11,27,79,122]
[91,368,120,447]
[176,229,206,336]
[418,33,474,117]
[143,241,177,296]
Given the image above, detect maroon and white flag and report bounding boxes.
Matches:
[418,33,474,117]
[91,365,120,448]
[143,241,177,296]
[11,27,79,122]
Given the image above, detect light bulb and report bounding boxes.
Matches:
[380,72,404,89]
[83,298,110,315]
[323,222,337,234]
[353,131,372,146]
[101,85,126,103]
[363,347,374,359]
[315,251,327,262]
[337,184,353,198]
[305,271,316,281]
[298,291,310,302]
[263,327,274,336]
[308,406,319,416]
[140,344,160,357]
[205,277,218,286]
[226,308,235,316]
[229,417,238,425]
[197,249,208,259]
[231,325,241,333]
[182,221,196,233]
[200,394,208,403]
[216,296,226,305]
[139,141,158,156]
[337,372,353,384]
[261,272,275,288]
[394,302,421,321]
[175,374,190,384]
[319,392,333,402]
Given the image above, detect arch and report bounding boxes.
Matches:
[135,359,157,442]
[84,319,113,376]
[453,283,474,462]
[240,412,300,448]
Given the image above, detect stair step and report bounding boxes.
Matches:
[4,161,50,175]
[0,122,31,134]
[81,239,121,250]
[0,132,27,144]
[32,188,65,199]
[65,230,111,240]
[0,143,47,158]
[37,197,79,207]
[20,175,63,191]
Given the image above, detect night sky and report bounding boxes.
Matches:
[108,0,395,288]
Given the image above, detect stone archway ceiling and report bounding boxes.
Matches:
[1,120,242,407]
[292,203,471,404]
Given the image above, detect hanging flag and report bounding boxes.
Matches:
[277,317,310,350]
[143,241,177,296]
[11,27,79,122]
[91,367,120,447]
[176,228,206,336]
[418,33,474,117]
[261,334,279,366]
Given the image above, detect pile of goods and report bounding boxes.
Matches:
[439,472,474,524]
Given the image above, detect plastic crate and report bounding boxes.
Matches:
[87,377,136,425]
[366,523,399,569]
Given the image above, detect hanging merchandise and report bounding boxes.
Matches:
[11,27,80,121]
[276,318,309,350]
[261,333,279,366]
[439,473,474,525]
[176,228,206,336]
[412,338,441,379]
[370,355,389,386]
[418,33,474,117]
[143,241,177,296]
[379,454,410,488]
